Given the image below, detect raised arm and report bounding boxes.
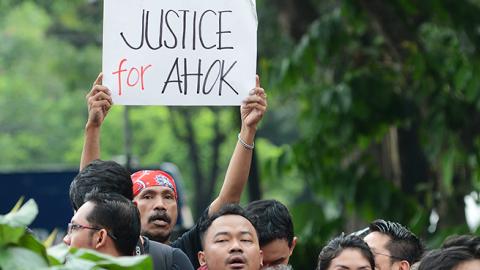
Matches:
[209,75,267,215]
[79,73,113,170]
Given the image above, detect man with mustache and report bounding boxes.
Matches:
[198,204,263,270]
[70,160,195,270]
[79,73,267,268]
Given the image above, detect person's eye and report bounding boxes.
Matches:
[143,194,153,199]
[241,239,253,243]
[215,239,228,243]
[164,194,174,200]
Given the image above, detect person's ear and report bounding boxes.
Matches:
[289,236,298,256]
[95,229,108,249]
[398,260,410,270]
[198,251,206,266]
[259,249,263,268]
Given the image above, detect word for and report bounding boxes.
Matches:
[112,58,238,96]
[120,9,234,51]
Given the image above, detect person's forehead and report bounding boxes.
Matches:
[207,215,257,238]
[456,259,480,270]
[331,248,371,268]
[72,201,95,222]
[262,238,290,254]
[261,239,291,264]
[364,231,391,251]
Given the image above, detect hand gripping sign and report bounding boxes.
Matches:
[102,0,257,106]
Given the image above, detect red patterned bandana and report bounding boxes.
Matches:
[131,170,177,199]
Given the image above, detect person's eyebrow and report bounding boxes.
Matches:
[213,231,231,238]
[160,189,174,196]
[139,189,157,196]
[240,231,253,236]
[332,266,350,270]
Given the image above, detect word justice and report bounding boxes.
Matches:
[120,9,235,51]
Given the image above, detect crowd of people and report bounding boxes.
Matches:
[61,73,480,270]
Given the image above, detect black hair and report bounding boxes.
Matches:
[69,160,133,211]
[317,234,375,270]
[418,235,480,270]
[442,235,480,249]
[245,199,294,247]
[84,192,141,256]
[198,204,257,248]
[368,219,424,264]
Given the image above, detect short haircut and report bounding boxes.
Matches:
[317,234,375,270]
[84,192,141,256]
[418,235,480,270]
[198,204,257,248]
[442,235,480,249]
[70,160,133,211]
[368,219,424,264]
[245,199,294,247]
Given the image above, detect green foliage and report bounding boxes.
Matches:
[2,0,480,268]
[256,0,480,267]
[0,199,152,270]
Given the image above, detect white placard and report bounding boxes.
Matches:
[102,0,257,106]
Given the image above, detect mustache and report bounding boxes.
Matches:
[148,211,171,224]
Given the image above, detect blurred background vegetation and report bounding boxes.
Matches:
[1,0,480,268]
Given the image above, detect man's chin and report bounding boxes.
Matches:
[142,228,171,243]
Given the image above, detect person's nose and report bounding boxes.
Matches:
[229,238,243,253]
[153,197,167,211]
[63,234,71,246]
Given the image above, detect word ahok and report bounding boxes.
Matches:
[162,57,238,96]
[112,57,238,97]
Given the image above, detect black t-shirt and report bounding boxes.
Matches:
[171,208,209,269]
[136,236,194,270]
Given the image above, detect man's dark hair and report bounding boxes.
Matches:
[84,192,141,256]
[368,219,424,264]
[198,204,257,248]
[245,199,294,247]
[442,235,480,249]
[69,160,132,211]
[317,234,375,270]
[418,235,480,270]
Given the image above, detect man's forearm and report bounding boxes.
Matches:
[79,124,101,171]
[209,125,256,215]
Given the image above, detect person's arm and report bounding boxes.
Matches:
[208,75,267,215]
[79,73,113,170]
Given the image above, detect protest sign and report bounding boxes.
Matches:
[102,0,257,106]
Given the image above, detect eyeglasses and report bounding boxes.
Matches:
[372,251,405,262]
[67,222,117,240]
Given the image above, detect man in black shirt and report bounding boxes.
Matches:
[78,73,267,268]
[70,160,194,270]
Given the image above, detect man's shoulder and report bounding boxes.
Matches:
[148,237,176,252]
